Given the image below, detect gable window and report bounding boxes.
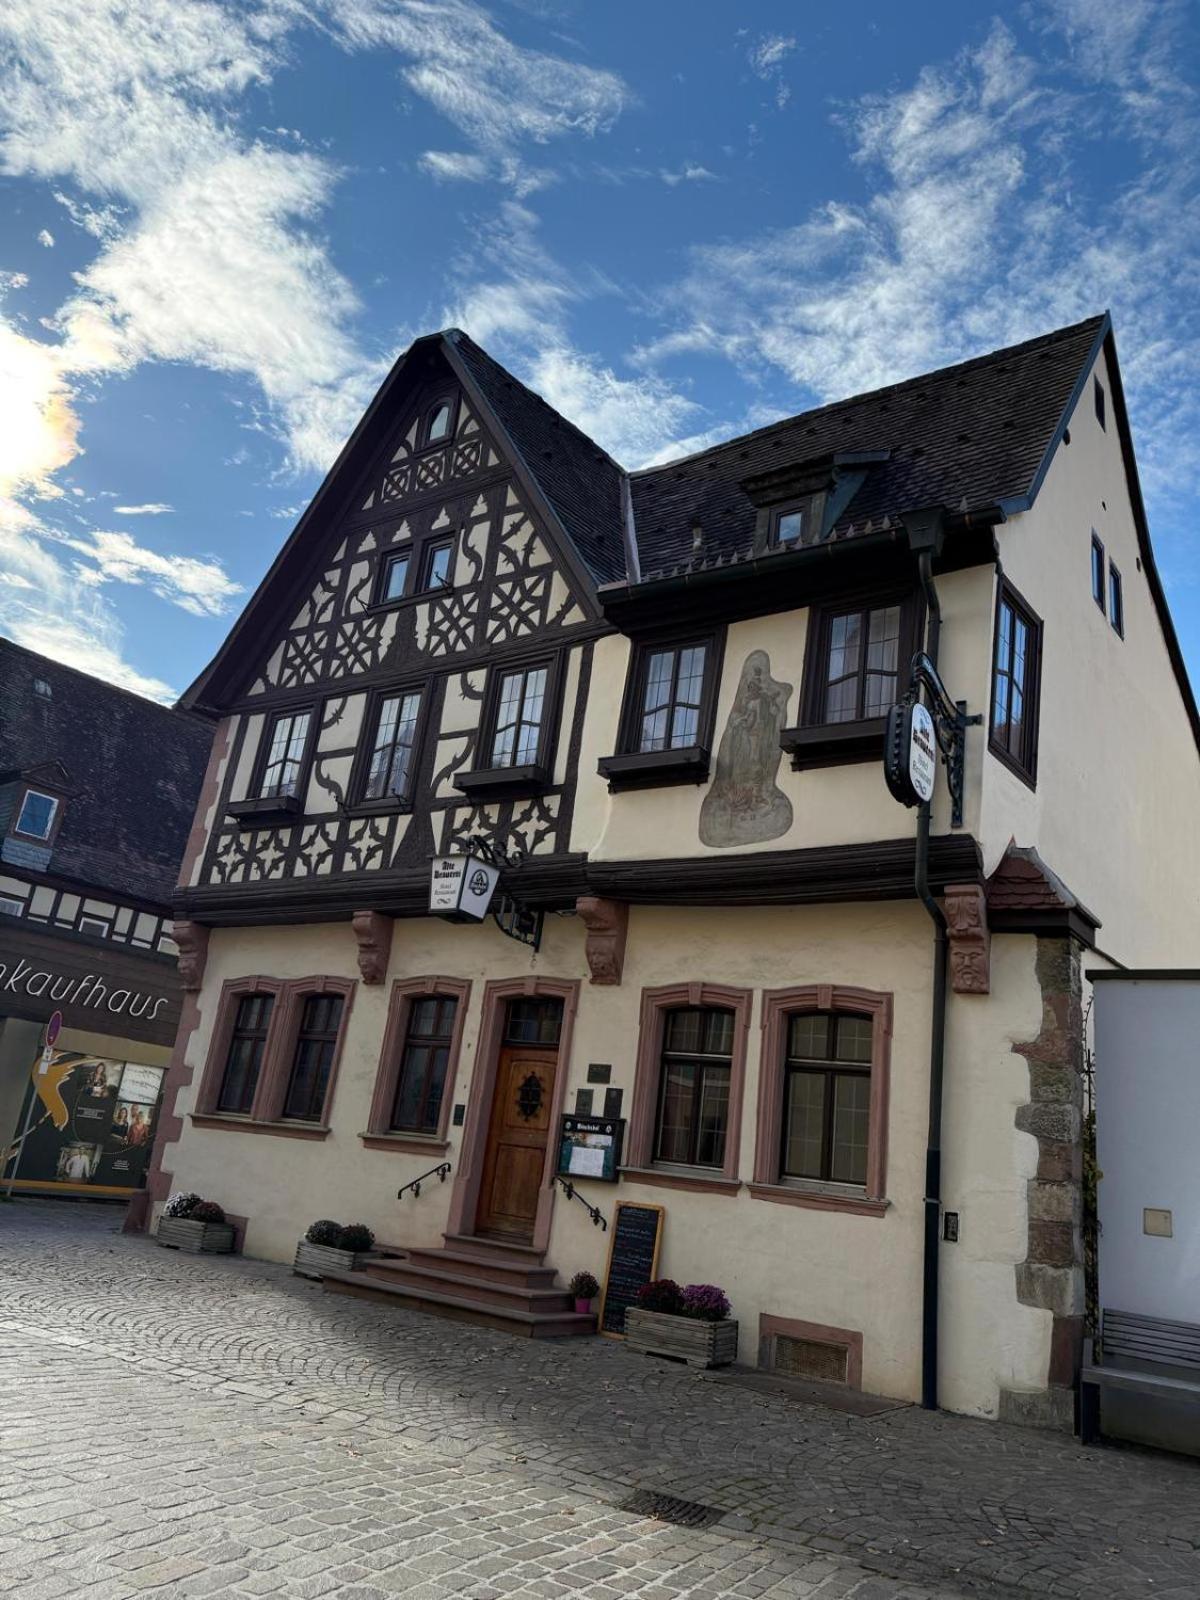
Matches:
[390,995,459,1134]
[281,993,345,1122]
[14,790,58,841]
[638,642,708,752]
[821,603,902,723]
[491,664,548,768]
[423,399,454,446]
[217,993,275,1114]
[381,550,411,601]
[1109,564,1124,637]
[418,536,453,591]
[989,580,1042,784]
[1091,533,1105,611]
[260,710,311,799]
[1094,377,1106,430]
[780,1012,873,1185]
[655,1007,735,1169]
[364,691,422,803]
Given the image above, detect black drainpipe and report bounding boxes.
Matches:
[915,545,948,1412]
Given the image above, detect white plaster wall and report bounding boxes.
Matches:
[978,344,1200,965]
[1095,978,1200,1322]
[163,901,1050,1414]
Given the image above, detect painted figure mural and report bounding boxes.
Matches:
[700,650,794,847]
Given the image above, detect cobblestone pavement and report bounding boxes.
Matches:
[2,1204,1199,1600]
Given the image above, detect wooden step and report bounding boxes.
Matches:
[363,1259,574,1314]
[322,1268,596,1339]
[403,1245,559,1289]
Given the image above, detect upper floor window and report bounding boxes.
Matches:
[381,550,411,602]
[390,995,459,1134]
[364,690,422,803]
[1094,377,1106,430]
[820,603,902,723]
[0,895,24,918]
[14,790,58,841]
[1091,533,1105,611]
[771,499,814,546]
[79,915,111,938]
[490,663,549,768]
[260,710,311,800]
[781,1012,872,1186]
[419,537,453,590]
[379,533,456,605]
[282,993,345,1122]
[422,398,455,447]
[1109,564,1124,638]
[655,1007,734,1169]
[989,580,1042,784]
[217,993,275,1114]
[638,642,708,752]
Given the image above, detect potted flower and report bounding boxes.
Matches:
[293,1219,377,1279]
[568,1270,600,1315]
[156,1193,235,1255]
[625,1279,738,1368]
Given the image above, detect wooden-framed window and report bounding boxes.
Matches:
[655,1007,735,1169]
[259,709,312,799]
[771,498,815,546]
[363,690,423,803]
[823,602,902,722]
[752,984,891,1215]
[216,992,276,1114]
[1094,376,1106,430]
[281,992,346,1122]
[421,396,456,447]
[418,536,454,591]
[365,977,472,1150]
[635,641,709,753]
[490,662,550,768]
[381,550,411,602]
[377,532,456,605]
[625,982,751,1190]
[1091,533,1105,611]
[989,579,1042,785]
[598,628,724,792]
[14,789,59,841]
[1108,563,1124,638]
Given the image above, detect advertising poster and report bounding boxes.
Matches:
[2,1051,166,1196]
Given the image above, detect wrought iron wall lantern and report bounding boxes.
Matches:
[428,838,543,950]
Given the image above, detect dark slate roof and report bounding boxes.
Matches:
[0,638,212,906]
[627,315,1106,579]
[448,330,627,584]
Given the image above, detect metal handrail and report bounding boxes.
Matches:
[555,1175,608,1230]
[397,1162,451,1200]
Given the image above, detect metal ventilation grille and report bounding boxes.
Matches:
[620,1490,722,1529]
[772,1334,848,1384]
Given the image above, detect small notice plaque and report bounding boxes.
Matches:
[599,1201,664,1338]
[557,1114,623,1183]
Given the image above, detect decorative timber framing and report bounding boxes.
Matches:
[944,883,990,995]
[446,974,580,1254]
[363,975,472,1152]
[750,984,891,1216]
[576,895,628,985]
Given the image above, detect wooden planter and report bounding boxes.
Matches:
[292,1239,377,1279]
[626,1307,739,1369]
[156,1216,235,1255]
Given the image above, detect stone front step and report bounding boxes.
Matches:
[402,1244,560,1290]
[322,1268,595,1339]
[364,1257,574,1315]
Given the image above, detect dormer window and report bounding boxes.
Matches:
[772,500,813,546]
[15,790,58,841]
[422,398,455,447]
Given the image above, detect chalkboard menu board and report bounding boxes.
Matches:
[598,1201,664,1338]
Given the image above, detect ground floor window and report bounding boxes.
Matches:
[217,993,275,1113]
[282,993,346,1122]
[391,994,459,1134]
[654,1007,734,1168]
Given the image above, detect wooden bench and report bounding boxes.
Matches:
[1080,1308,1200,1445]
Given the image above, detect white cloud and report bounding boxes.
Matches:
[660,164,718,187]
[112,503,173,516]
[36,228,54,247]
[419,150,490,183]
[747,32,796,109]
[57,528,241,616]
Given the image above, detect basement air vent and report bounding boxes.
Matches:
[771,1334,849,1385]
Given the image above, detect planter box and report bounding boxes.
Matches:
[625,1307,739,1369]
[156,1216,235,1255]
[292,1239,377,1279]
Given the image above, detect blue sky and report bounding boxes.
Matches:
[1,0,1198,702]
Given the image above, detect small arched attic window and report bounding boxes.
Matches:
[424,399,454,445]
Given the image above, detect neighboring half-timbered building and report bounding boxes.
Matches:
[148,316,1200,1425]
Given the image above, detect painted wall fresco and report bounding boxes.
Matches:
[700,650,794,847]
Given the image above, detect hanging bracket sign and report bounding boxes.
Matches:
[885,700,937,809]
[884,652,982,827]
[429,854,500,922]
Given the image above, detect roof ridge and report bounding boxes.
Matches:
[629,313,1108,479]
[0,633,210,727]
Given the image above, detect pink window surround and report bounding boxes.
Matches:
[363,976,472,1153]
[751,984,892,1215]
[445,975,579,1255]
[192,974,356,1136]
[758,1313,864,1389]
[626,982,753,1187]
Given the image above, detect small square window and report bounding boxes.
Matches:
[1109,564,1124,637]
[78,915,111,938]
[381,551,411,602]
[1091,533,1105,611]
[33,678,52,699]
[1094,377,1106,430]
[15,790,58,840]
[772,501,812,546]
[0,895,24,917]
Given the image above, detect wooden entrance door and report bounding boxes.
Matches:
[475,1043,558,1240]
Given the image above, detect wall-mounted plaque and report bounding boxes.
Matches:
[599,1201,664,1338]
[586,1063,612,1084]
[556,1114,624,1183]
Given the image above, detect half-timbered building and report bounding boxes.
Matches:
[147,314,1200,1424]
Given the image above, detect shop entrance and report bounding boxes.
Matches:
[474,997,563,1241]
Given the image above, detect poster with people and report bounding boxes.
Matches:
[2,1052,166,1195]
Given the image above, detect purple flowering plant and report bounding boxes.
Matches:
[680,1283,731,1322]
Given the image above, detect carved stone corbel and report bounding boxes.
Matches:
[944,883,990,995]
[352,909,393,985]
[576,896,629,986]
[172,921,210,992]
